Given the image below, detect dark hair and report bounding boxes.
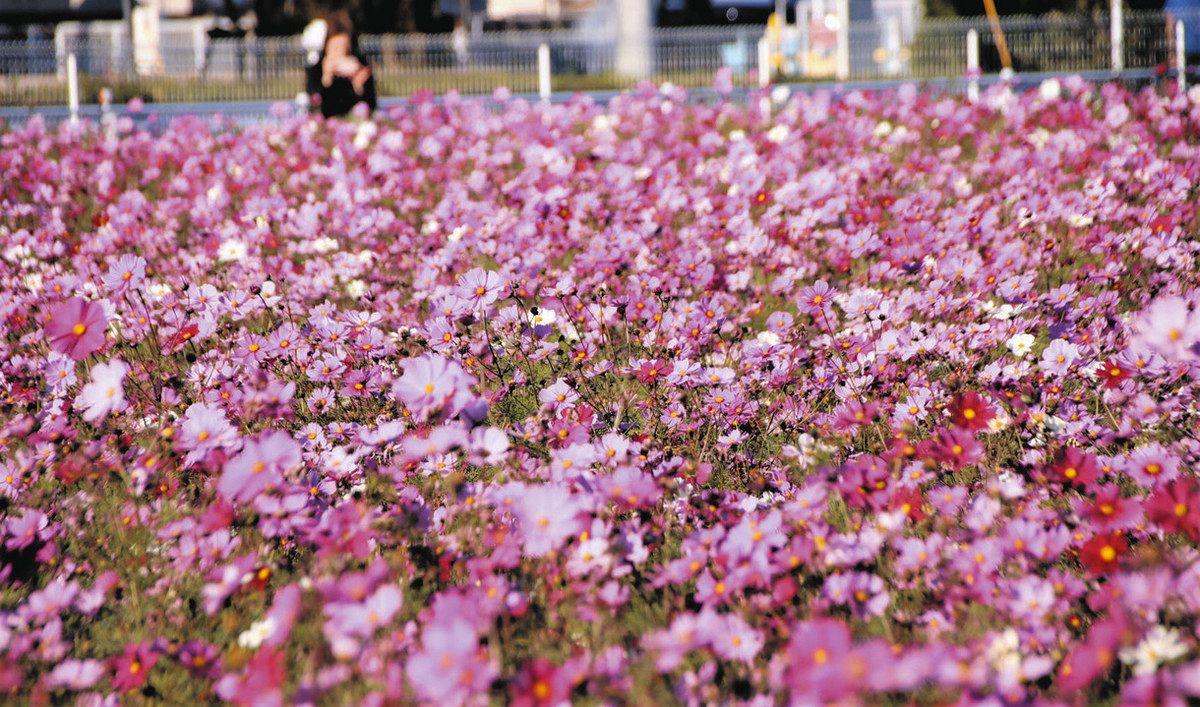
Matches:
[323,9,358,54]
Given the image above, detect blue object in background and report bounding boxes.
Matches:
[1165,0,1200,54]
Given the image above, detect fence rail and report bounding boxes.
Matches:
[1,10,1197,108]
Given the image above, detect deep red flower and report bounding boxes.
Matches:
[1078,533,1127,575]
[948,391,994,431]
[1047,447,1100,488]
[890,487,927,521]
[1098,359,1130,388]
[633,359,672,384]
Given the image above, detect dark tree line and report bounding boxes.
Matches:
[251,0,730,33]
[252,0,455,35]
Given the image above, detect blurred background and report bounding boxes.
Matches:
[1,0,1197,107]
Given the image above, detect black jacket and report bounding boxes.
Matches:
[306,52,378,118]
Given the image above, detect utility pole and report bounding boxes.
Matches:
[1110,0,1123,73]
[981,0,1012,72]
[616,0,652,80]
[122,0,136,76]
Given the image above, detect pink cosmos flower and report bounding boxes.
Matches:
[644,611,704,671]
[1039,338,1080,376]
[1129,295,1199,362]
[406,615,496,704]
[393,353,476,420]
[1123,443,1179,488]
[217,431,302,504]
[458,267,506,310]
[1146,478,1200,540]
[798,280,836,317]
[262,584,303,649]
[538,378,579,414]
[511,483,584,557]
[110,641,159,692]
[45,297,107,360]
[215,649,286,707]
[783,618,856,700]
[323,584,403,638]
[1076,485,1143,531]
[74,359,129,424]
[102,254,146,295]
[1057,613,1127,691]
[178,402,237,465]
[44,659,105,691]
[709,612,763,664]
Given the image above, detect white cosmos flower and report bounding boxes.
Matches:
[1007,333,1036,358]
[529,308,557,327]
[3,244,31,262]
[1119,626,1189,676]
[237,616,276,649]
[991,303,1021,321]
[767,124,789,143]
[217,239,247,263]
[756,330,781,346]
[1039,78,1061,101]
[312,236,339,254]
[353,120,377,149]
[345,279,367,299]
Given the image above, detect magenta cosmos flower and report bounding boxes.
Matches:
[45,297,107,360]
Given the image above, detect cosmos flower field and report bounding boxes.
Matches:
[3,77,1200,704]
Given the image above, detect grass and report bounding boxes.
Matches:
[1,68,760,108]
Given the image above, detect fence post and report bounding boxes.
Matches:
[67,52,80,124]
[1110,0,1123,73]
[193,21,206,75]
[835,0,850,80]
[1177,19,1187,92]
[537,43,551,100]
[883,15,901,75]
[758,35,771,88]
[966,28,980,102]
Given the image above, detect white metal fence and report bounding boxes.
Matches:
[1,10,1197,108]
